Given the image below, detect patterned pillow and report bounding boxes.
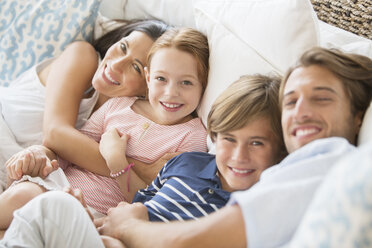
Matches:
[0,0,101,87]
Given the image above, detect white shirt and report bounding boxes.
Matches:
[229,137,356,248]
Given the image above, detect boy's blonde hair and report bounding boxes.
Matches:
[208,74,286,162]
[146,27,209,92]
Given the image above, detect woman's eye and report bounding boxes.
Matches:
[133,64,141,74]
[120,42,127,54]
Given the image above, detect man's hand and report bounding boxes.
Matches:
[96,202,149,239]
[63,186,94,221]
[101,236,127,248]
[5,145,58,180]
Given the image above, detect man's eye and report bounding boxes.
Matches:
[315,97,331,102]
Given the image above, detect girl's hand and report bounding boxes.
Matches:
[5,145,58,180]
[99,128,129,173]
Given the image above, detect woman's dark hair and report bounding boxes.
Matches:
[93,19,170,58]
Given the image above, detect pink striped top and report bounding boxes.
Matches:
[61,96,207,214]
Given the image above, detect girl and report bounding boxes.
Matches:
[0,27,210,229]
[0,19,170,191]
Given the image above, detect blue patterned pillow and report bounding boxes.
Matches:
[0,0,101,87]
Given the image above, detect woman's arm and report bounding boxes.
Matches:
[41,41,112,175]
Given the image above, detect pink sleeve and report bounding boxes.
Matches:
[178,120,208,152]
[79,98,112,142]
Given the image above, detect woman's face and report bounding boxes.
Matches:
[216,116,280,192]
[92,31,154,98]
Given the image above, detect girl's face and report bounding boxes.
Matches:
[92,31,154,98]
[145,47,203,125]
[216,116,280,192]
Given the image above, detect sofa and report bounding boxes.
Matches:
[0,0,371,245]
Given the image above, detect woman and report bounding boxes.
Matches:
[0,19,171,189]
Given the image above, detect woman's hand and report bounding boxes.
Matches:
[99,128,129,173]
[5,145,58,180]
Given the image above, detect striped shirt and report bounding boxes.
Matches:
[133,152,231,222]
[61,97,208,214]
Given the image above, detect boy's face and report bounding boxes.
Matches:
[281,65,362,153]
[216,116,279,192]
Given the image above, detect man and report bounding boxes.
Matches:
[95,47,372,247]
[1,47,372,247]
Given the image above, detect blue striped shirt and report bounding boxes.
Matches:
[132,152,231,222]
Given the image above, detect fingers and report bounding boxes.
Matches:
[94,217,104,228]
[42,159,59,178]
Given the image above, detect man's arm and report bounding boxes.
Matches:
[98,203,247,248]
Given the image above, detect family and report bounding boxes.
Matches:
[0,18,372,248]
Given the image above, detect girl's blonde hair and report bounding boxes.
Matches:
[208,74,287,162]
[146,27,209,92]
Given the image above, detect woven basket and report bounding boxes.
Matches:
[310,0,371,40]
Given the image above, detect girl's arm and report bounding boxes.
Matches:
[99,129,147,202]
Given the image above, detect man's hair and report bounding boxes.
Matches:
[280,47,372,118]
[208,74,287,162]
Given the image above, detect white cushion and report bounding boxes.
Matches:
[319,21,372,59]
[0,0,101,87]
[358,102,372,146]
[99,0,127,20]
[194,0,320,126]
[122,0,196,28]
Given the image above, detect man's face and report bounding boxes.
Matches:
[281,65,362,153]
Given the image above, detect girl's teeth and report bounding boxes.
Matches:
[104,67,120,85]
[162,102,181,108]
[231,168,253,174]
[296,128,317,137]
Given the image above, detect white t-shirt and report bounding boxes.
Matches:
[229,137,356,248]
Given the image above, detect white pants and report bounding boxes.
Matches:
[0,191,104,248]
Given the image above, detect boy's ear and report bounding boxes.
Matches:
[144,67,150,85]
